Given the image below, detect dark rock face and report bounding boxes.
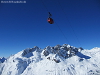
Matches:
[43,44,83,59]
[22,46,41,57]
[54,45,61,50]
[53,59,60,63]
[43,50,49,56]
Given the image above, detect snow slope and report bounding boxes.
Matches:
[0,44,100,75]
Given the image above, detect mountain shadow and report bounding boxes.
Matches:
[76,52,91,59]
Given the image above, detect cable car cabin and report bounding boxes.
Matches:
[47,18,54,24]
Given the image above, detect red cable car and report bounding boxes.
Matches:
[47,12,54,24]
[47,17,54,24]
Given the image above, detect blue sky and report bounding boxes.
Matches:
[0,0,100,57]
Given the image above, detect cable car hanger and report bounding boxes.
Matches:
[47,12,54,24]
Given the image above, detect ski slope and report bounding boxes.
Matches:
[0,44,100,75]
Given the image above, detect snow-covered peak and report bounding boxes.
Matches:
[12,44,82,59]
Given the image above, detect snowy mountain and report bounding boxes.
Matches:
[0,44,100,75]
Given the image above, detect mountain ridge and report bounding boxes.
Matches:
[0,44,100,75]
